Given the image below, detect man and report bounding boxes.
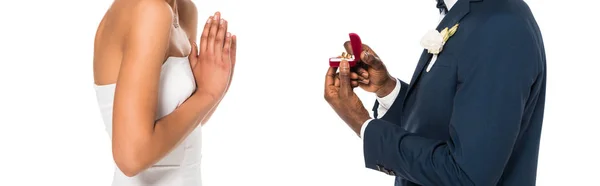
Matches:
[324,0,546,185]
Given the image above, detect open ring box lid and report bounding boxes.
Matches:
[329,33,363,67]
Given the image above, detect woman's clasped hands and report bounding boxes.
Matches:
[188,12,237,101]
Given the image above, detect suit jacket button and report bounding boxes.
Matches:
[377,166,389,174]
[388,169,396,176]
[382,168,390,175]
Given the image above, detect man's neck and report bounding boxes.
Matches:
[444,0,457,11]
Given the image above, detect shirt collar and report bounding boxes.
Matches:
[444,0,457,11]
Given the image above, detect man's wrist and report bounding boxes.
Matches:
[360,119,372,138]
[376,76,397,98]
[353,115,372,136]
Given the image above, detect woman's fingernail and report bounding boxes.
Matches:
[220,18,224,24]
[213,15,219,20]
[207,16,212,23]
[226,32,231,37]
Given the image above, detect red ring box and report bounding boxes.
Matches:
[329,33,363,67]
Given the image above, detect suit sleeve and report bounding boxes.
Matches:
[362,15,542,186]
[372,79,409,120]
[363,79,407,138]
[373,78,406,119]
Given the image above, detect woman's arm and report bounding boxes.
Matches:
[111,1,217,177]
[177,0,218,126]
[191,12,237,126]
[177,0,219,126]
[200,98,221,125]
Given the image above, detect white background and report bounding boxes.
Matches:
[0,0,598,185]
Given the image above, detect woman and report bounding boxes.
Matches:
[93,0,237,185]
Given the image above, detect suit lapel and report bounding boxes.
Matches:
[402,0,481,109]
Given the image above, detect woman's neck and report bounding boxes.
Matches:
[167,0,180,28]
[165,0,177,6]
[167,0,178,11]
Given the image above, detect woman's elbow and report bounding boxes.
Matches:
[116,161,143,177]
[112,148,147,177]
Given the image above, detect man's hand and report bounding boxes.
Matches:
[344,41,397,98]
[324,60,372,136]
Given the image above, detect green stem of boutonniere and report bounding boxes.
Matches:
[442,23,460,43]
[448,24,459,37]
[441,28,450,42]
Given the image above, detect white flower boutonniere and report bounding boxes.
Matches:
[420,23,459,55]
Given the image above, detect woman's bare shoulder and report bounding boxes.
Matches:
[94,0,174,51]
[130,0,174,21]
[93,0,174,85]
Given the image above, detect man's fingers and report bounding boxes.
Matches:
[343,41,353,55]
[355,67,369,79]
[344,41,378,56]
[360,44,379,57]
[358,76,370,84]
[343,41,366,55]
[339,60,352,96]
[360,50,384,70]
[354,67,369,84]
[349,72,367,84]
[335,79,359,87]
[350,72,360,80]
[334,73,358,87]
[325,67,338,87]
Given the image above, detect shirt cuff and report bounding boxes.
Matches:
[375,78,402,118]
[360,119,373,139]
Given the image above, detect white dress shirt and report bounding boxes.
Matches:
[360,0,457,138]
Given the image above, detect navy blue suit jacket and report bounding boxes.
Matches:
[362,0,546,185]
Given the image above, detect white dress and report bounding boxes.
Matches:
[94,56,202,186]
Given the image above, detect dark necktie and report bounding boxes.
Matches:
[437,0,448,14]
